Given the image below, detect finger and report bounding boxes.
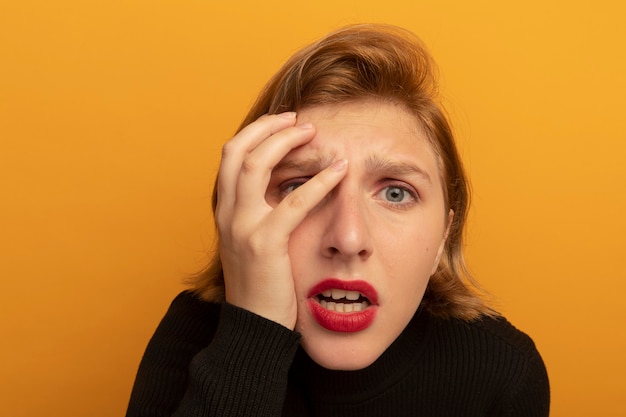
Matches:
[263,159,348,238]
[217,112,297,214]
[226,112,297,155]
[234,123,316,212]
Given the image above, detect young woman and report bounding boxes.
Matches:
[126,24,550,417]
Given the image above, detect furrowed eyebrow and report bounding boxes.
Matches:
[272,153,432,184]
[364,155,432,183]
[273,153,337,174]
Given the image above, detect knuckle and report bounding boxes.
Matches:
[221,141,236,159]
[240,157,258,174]
[283,192,306,210]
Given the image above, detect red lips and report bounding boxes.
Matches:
[306,278,379,333]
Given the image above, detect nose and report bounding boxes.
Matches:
[320,186,373,261]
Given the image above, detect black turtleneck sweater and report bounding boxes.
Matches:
[126,291,549,417]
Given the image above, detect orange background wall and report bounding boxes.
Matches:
[2,1,625,416]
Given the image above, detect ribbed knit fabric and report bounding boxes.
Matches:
[126,291,549,417]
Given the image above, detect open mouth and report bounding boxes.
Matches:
[316,289,371,313]
[307,280,378,332]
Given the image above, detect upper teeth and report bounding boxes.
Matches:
[320,300,367,312]
[321,289,362,301]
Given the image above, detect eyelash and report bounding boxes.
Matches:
[376,183,419,208]
[279,177,311,197]
[279,178,419,208]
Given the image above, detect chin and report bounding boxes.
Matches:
[313,355,379,371]
[299,330,386,370]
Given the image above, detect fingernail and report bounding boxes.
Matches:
[298,122,313,129]
[332,159,348,171]
[278,111,297,119]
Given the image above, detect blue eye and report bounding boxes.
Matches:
[283,183,303,194]
[280,178,310,197]
[377,185,417,206]
[386,186,406,202]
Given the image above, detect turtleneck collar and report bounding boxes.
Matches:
[289,306,432,404]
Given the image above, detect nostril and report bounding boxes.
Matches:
[323,246,372,259]
[326,247,340,256]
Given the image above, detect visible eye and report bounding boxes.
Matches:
[376,184,417,206]
[279,178,311,197]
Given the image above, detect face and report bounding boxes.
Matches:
[266,100,451,370]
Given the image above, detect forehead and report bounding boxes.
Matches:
[297,100,422,140]
[286,100,440,171]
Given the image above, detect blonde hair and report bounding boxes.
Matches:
[190,24,496,320]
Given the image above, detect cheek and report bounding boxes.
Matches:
[383,230,444,275]
[384,241,435,308]
[287,221,316,259]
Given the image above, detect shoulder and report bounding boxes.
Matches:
[126,292,222,416]
[427,313,550,415]
[430,313,542,361]
[473,315,542,358]
[167,290,221,318]
[152,291,222,347]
